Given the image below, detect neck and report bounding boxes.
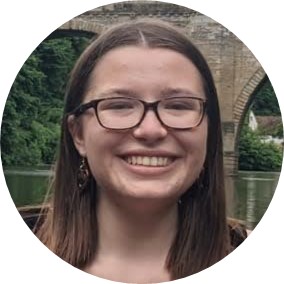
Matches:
[84,190,178,282]
[96,190,178,260]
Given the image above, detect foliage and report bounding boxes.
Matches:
[256,120,283,138]
[251,80,281,116]
[1,37,90,166]
[239,79,283,171]
[273,123,284,138]
[238,125,283,171]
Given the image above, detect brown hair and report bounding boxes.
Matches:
[37,19,230,280]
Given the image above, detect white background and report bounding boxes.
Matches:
[0,0,283,283]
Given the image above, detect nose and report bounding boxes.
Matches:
[132,110,168,143]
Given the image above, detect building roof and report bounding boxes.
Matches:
[255,116,282,130]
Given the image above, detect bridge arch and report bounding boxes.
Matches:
[45,19,101,40]
[59,18,105,35]
[233,67,267,155]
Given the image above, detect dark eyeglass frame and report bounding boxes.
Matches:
[70,96,207,130]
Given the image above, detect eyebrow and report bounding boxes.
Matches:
[160,87,201,98]
[95,88,137,99]
[94,87,202,100]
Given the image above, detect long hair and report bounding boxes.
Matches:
[37,19,230,279]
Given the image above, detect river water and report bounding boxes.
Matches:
[3,167,280,230]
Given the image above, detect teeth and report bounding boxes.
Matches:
[137,156,142,165]
[142,157,150,166]
[151,157,158,166]
[158,157,164,166]
[125,156,172,167]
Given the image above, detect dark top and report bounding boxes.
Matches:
[228,218,248,249]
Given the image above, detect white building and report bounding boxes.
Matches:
[248,111,258,131]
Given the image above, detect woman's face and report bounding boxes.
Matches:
[71,46,208,204]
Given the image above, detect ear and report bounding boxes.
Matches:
[67,115,87,157]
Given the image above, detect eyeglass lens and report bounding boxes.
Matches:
[97,97,204,129]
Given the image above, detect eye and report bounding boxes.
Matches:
[100,99,136,111]
[163,99,198,111]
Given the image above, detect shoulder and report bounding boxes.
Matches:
[227,218,249,249]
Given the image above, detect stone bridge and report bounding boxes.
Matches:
[51,1,266,175]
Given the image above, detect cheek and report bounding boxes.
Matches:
[84,134,111,184]
[84,130,110,161]
[81,120,106,164]
[83,127,122,175]
[184,121,207,153]
[180,122,208,171]
[82,116,109,153]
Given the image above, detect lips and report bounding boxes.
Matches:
[119,149,179,169]
[125,156,174,167]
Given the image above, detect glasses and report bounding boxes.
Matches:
[71,96,207,130]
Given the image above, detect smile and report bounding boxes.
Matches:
[124,156,174,167]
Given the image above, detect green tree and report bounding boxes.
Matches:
[1,36,90,166]
[273,123,284,138]
[251,80,280,116]
[36,39,76,102]
[238,125,283,171]
[1,54,45,165]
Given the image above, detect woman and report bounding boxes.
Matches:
[37,19,247,282]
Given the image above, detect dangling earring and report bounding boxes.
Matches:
[77,157,90,192]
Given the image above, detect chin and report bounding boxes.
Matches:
[117,181,182,201]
